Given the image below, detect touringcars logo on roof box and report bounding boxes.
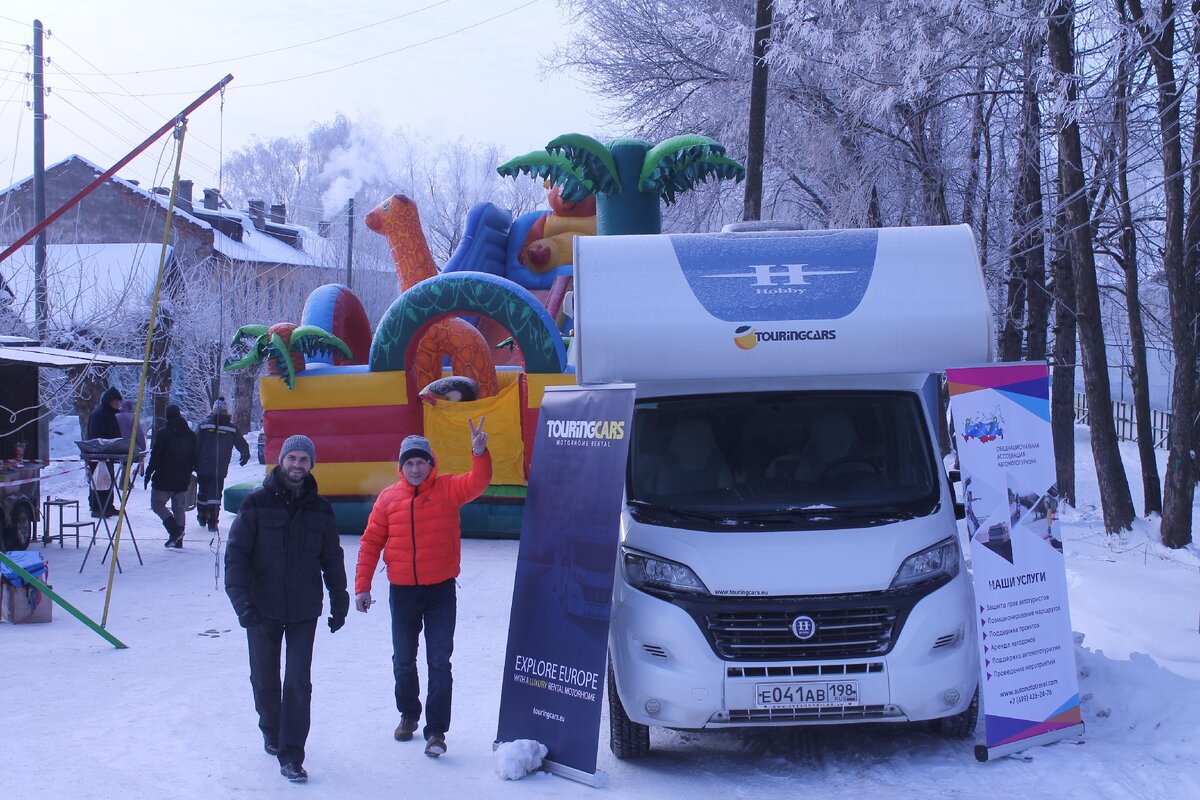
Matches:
[670,229,878,322]
[732,324,837,350]
[733,325,758,349]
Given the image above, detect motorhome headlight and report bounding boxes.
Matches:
[622,548,710,596]
[890,537,961,589]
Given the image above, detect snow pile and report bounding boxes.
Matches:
[494,739,548,780]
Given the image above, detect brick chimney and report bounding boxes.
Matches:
[203,188,220,210]
[175,179,194,214]
[269,203,286,224]
[247,199,266,231]
[317,220,332,238]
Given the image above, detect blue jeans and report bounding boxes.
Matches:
[389,579,456,739]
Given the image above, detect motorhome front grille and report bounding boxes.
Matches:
[726,662,884,678]
[723,705,901,724]
[705,607,898,660]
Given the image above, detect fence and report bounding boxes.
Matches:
[1073,392,1172,450]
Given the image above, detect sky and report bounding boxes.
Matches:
[0,0,612,196]
[8,420,1200,798]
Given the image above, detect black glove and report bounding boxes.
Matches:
[238,608,261,629]
[327,615,345,633]
[239,455,250,467]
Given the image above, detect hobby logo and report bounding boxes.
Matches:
[704,263,855,290]
[670,230,879,322]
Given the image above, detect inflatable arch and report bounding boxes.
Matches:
[370,272,568,375]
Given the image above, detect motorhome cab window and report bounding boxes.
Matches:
[628,392,939,530]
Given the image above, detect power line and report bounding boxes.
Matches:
[44,0,541,98]
[46,60,223,178]
[62,0,454,77]
[48,33,226,164]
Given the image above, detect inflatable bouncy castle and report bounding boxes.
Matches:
[226,134,743,537]
[226,191,582,537]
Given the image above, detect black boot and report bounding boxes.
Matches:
[164,519,184,549]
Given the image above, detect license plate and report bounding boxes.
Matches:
[755,680,859,709]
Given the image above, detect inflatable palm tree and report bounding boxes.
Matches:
[498,134,745,235]
[223,322,352,390]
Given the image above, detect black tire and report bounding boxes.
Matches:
[4,504,33,550]
[608,659,650,759]
[932,687,979,738]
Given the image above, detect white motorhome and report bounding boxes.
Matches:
[573,225,992,758]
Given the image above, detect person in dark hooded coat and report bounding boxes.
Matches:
[144,404,198,548]
[86,386,123,517]
[194,396,250,533]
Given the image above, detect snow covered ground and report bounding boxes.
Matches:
[5,420,1199,799]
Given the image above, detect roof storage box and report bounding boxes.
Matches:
[573,224,992,384]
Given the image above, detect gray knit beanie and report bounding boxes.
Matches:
[279,434,317,466]
[399,434,434,465]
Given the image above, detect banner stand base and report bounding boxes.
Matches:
[491,743,608,788]
[543,758,607,788]
[974,723,1085,762]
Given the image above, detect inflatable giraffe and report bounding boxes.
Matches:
[365,194,499,398]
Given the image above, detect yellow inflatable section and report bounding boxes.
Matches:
[423,380,525,484]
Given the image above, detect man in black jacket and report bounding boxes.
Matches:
[143,405,197,548]
[225,434,348,784]
[195,397,250,533]
[86,386,123,517]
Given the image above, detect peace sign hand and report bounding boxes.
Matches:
[469,416,488,456]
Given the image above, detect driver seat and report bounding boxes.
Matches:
[792,410,856,482]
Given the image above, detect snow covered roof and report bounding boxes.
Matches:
[0,344,142,368]
[4,154,329,268]
[2,242,173,326]
[191,207,325,267]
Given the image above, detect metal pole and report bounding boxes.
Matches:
[32,20,47,340]
[102,120,189,629]
[345,197,354,289]
[0,74,234,265]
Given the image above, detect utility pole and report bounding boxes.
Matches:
[345,197,354,289]
[32,20,47,340]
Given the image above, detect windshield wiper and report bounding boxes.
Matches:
[628,499,727,522]
[739,506,922,522]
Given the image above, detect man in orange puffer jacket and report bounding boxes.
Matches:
[354,418,491,759]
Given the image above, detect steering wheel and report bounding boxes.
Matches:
[820,456,881,479]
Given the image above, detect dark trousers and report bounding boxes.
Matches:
[389,579,456,739]
[196,473,223,526]
[246,618,317,766]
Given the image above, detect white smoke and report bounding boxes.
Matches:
[320,130,388,217]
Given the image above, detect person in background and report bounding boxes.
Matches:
[194,396,250,533]
[86,386,123,518]
[225,435,349,784]
[144,404,197,549]
[353,419,490,759]
[116,399,148,481]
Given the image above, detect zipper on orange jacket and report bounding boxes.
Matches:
[409,485,419,584]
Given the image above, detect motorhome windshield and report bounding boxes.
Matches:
[627,391,940,531]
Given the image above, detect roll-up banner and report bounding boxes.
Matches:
[495,384,635,786]
[946,363,1084,761]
